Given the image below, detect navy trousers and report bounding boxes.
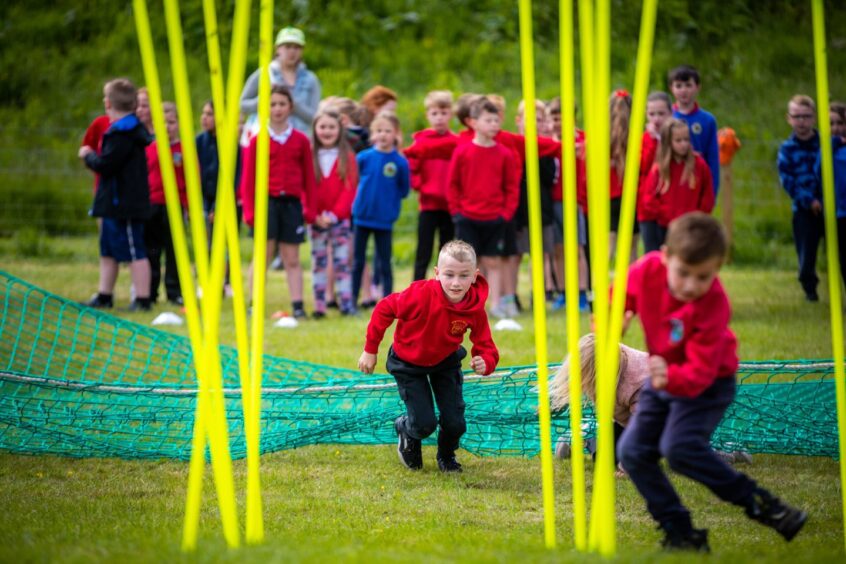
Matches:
[792,207,825,297]
[617,377,757,530]
[388,346,467,457]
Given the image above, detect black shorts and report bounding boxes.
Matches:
[500,219,518,256]
[609,197,640,235]
[454,216,505,258]
[268,196,306,244]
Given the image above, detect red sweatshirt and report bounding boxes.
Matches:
[240,129,316,227]
[364,276,499,373]
[311,149,358,222]
[404,128,561,164]
[641,154,714,227]
[446,142,521,221]
[82,115,112,194]
[408,129,457,212]
[637,132,659,221]
[146,140,188,207]
[552,129,586,202]
[624,252,738,398]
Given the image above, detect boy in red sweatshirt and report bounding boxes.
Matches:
[617,212,807,552]
[358,240,499,473]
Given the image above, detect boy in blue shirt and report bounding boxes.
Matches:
[669,65,720,196]
[351,112,410,305]
[79,78,152,311]
[779,94,824,302]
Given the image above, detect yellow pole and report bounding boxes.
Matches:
[132,0,240,550]
[518,0,556,549]
[559,0,587,551]
[811,0,846,551]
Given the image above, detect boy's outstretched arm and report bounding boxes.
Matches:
[358,351,377,374]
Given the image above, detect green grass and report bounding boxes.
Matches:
[0,235,844,562]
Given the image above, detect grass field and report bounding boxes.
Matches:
[0,235,844,562]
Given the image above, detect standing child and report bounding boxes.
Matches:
[607,90,640,264]
[827,102,846,286]
[617,212,807,552]
[241,84,316,318]
[669,65,720,196]
[447,97,521,315]
[778,94,824,302]
[639,91,673,252]
[145,102,188,306]
[309,109,358,317]
[358,240,499,472]
[78,78,152,311]
[408,90,457,282]
[351,112,410,304]
[641,118,714,249]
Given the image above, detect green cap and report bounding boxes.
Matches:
[275,26,305,47]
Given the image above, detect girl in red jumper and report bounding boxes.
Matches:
[241,85,316,318]
[309,109,358,317]
[641,119,714,248]
[639,92,673,252]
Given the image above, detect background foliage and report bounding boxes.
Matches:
[1,0,845,267]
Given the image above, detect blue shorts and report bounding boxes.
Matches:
[100,218,147,262]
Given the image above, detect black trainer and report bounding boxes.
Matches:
[437,454,463,473]
[660,527,710,553]
[83,293,113,309]
[394,417,422,470]
[746,489,808,541]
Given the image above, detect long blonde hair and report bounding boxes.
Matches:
[656,118,696,193]
[310,109,352,183]
[549,333,629,412]
[609,90,632,179]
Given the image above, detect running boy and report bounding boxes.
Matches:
[358,240,499,473]
[668,65,720,196]
[617,212,807,552]
[778,94,824,302]
[79,78,152,311]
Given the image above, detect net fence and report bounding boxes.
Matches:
[0,270,838,460]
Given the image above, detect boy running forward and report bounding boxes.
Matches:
[668,65,720,196]
[778,94,824,302]
[358,240,499,473]
[617,212,807,552]
[79,78,152,311]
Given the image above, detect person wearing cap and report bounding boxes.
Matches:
[240,26,321,140]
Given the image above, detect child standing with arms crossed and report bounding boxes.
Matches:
[640,118,714,249]
[351,112,410,305]
[617,212,807,552]
[241,85,315,318]
[359,240,499,472]
[309,109,358,317]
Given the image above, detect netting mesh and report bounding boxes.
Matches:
[0,270,838,460]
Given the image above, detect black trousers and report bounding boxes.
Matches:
[792,207,825,297]
[388,346,467,457]
[145,204,181,302]
[413,210,454,281]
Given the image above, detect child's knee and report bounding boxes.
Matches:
[439,415,466,438]
[409,414,438,439]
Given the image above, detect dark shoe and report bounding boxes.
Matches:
[394,417,422,470]
[326,300,339,310]
[83,293,113,309]
[340,305,358,316]
[312,311,326,320]
[128,300,152,312]
[805,290,819,302]
[168,296,184,306]
[660,527,710,553]
[360,299,377,309]
[437,454,463,473]
[293,306,307,319]
[746,489,808,541]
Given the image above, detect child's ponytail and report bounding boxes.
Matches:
[609,90,632,180]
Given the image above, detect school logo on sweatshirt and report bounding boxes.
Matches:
[669,317,684,344]
[691,122,702,135]
[382,162,397,178]
[449,320,468,336]
[173,151,183,167]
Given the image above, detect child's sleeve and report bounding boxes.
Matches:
[697,157,715,213]
[639,165,660,219]
[665,294,731,398]
[470,312,499,375]
[84,134,134,177]
[446,149,463,216]
[503,150,522,221]
[363,293,402,355]
[397,155,411,199]
[705,118,720,194]
[403,136,458,161]
[240,140,257,227]
[332,151,358,221]
[407,132,423,191]
[301,138,317,224]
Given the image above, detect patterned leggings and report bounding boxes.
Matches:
[310,220,353,312]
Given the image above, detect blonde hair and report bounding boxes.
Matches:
[162,101,177,117]
[516,99,546,118]
[438,239,477,267]
[486,93,506,116]
[789,94,815,113]
[549,333,629,412]
[609,91,632,180]
[424,90,453,110]
[371,111,400,132]
[310,109,352,183]
[656,118,696,193]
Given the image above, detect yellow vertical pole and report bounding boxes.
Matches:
[132,0,240,550]
[811,0,846,552]
[559,0,587,551]
[518,0,556,549]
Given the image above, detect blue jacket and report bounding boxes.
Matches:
[819,137,846,219]
[779,131,821,212]
[674,105,720,195]
[353,148,410,230]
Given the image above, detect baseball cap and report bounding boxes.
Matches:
[275,27,305,47]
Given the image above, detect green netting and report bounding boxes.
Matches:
[0,270,838,460]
